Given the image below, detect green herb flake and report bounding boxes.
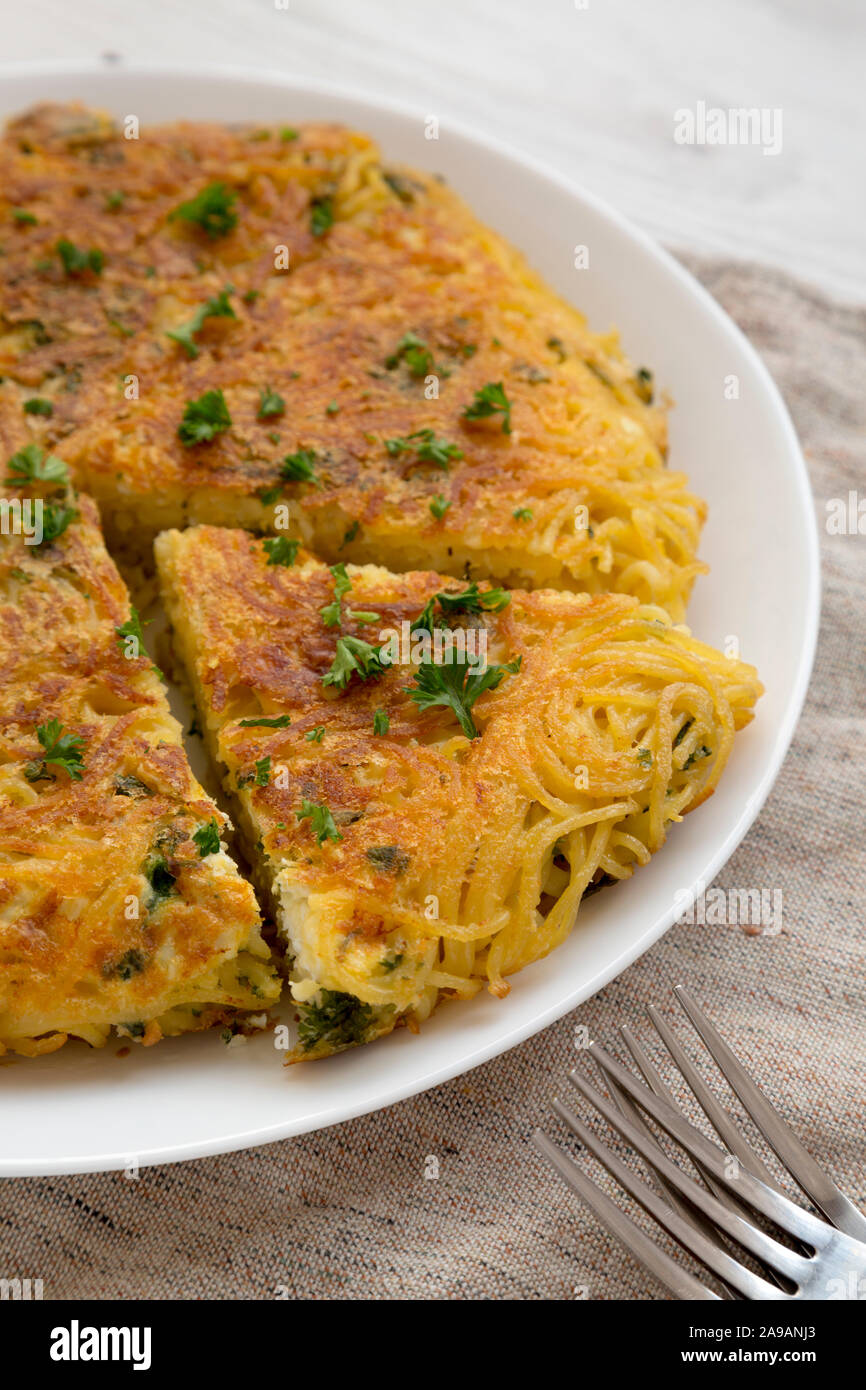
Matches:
[193,818,221,857]
[372,708,390,736]
[167,289,236,359]
[305,725,326,743]
[296,798,343,846]
[23,397,53,417]
[407,655,522,740]
[178,388,232,445]
[24,718,86,782]
[258,386,285,419]
[12,208,37,225]
[297,988,373,1052]
[310,196,334,237]
[56,239,104,276]
[280,448,318,483]
[4,442,68,485]
[169,182,238,238]
[323,635,387,691]
[513,507,532,521]
[429,494,451,520]
[463,381,512,434]
[263,536,299,567]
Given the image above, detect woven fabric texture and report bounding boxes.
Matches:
[1,255,863,1300]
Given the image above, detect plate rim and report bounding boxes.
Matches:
[0,61,821,1175]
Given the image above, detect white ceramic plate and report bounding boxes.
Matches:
[0,65,819,1176]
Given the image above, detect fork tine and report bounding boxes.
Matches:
[644,1007,779,1188]
[583,1044,835,1254]
[603,1047,744,1280]
[674,987,866,1242]
[551,1098,783,1301]
[567,1066,814,1283]
[532,1128,721,1300]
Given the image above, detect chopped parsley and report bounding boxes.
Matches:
[56,239,104,276]
[178,389,232,445]
[297,988,373,1052]
[436,581,510,616]
[142,850,177,908]
[169,182,238,238]
[263,536,299,567]
[636,747,653,769]
[635,367,654,404]
[254,755,271,786]
[5,442,68,486]
[323,635,387,691]
[325,399,340,416]
[280,126,300,142]
[239,714,292,728]
[257,386,285,419]
[683,744,712,770]
[104,190,126,212]
[38,500,78,546]
[463,381,512,434]
[193,818,221,857]
[429,494,451,520]
[12,208,37,225]
[310,196,334,237]
[320,562,379,628]
[280,448,318,483]
[385,428,463,470]
[113,773,152,798]
[166,289,236,358]
[296,798,343,846]
[24,718,86,782]
[513,507,533,521]
[106,948,147,981]
[673,719,694,748]
[407,654,522,740]
[23,397,53,417]
[384,332,434,378]
[547,336,568,362]
[372,708,390,736]
[305,725,326,743]
[115,606,150,659]
[341,520,360,547]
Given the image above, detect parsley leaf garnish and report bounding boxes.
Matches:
[429,494,451,520]
[254,755,271,786]
[178,389,232,445]
[384,332,436,378]
[193,818,221,857]
[56,239,104,276]
[436,581,510,616]
[23,397,53,417]
[258,386,285,419]
[513,507,532,521]
[263,536,299,567]
[320,562,379,628]
[5,443,68,486]
[12,209,37,225]
[166,289,236,358]
[372,708,390,736]
[323,635,387,691]
[305,725,326,743]
[115,607,150,659]
[407,655,522,739]
[296,798,343,845]
[38,501,78,546]
[310,196,334,237]
[385,428,463,470]
[24,718,86,782]
[463,381,512,434]
[169,182,238,238]
[280,448,318,483]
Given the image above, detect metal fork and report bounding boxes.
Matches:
[533,986,866,1299]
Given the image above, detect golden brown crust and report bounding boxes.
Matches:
[1,105,704,617]
[0,494,278,1056]
[156,525,761,1060]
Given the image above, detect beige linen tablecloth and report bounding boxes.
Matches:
[2,256,863,1301]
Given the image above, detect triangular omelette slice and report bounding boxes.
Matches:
[156,525,762,1062]
[0,477,279,1057]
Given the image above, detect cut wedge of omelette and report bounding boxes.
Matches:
[1,105,704,620]
[156,525,762,1062]
[0,477,279,1057]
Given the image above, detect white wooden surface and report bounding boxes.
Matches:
[2,0,863,300]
